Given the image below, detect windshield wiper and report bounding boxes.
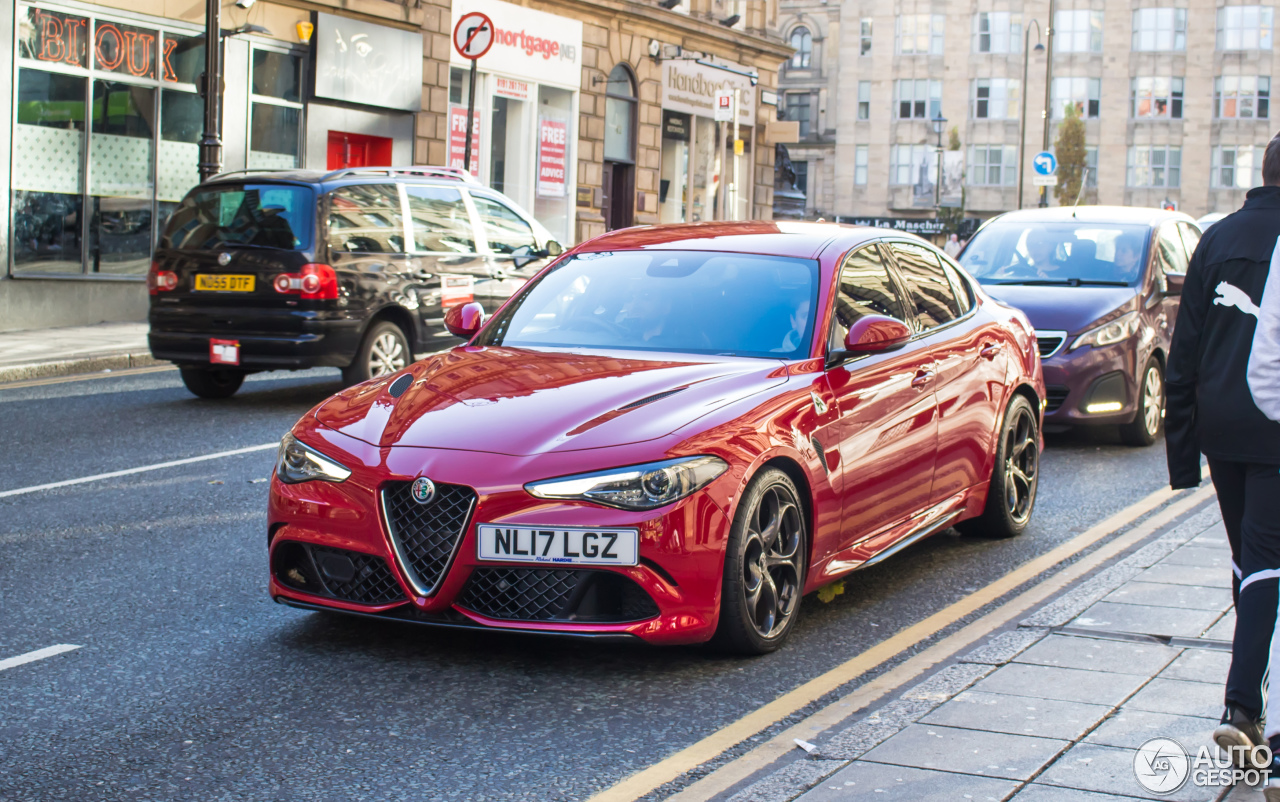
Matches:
[991,278,1130,287]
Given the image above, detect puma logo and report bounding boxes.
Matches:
[1214,282,1261,319]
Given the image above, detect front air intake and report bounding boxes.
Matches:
[381,480,478,596]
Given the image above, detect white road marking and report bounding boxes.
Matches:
[0,443,277,500]
[0,644,81,673]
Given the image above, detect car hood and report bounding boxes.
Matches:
[314,347,788,456]
[980,285,1137,333]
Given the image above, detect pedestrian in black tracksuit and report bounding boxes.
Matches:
[1166,135,1280,787]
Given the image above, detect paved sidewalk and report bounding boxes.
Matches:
[719,502,1261,802]
[0,322,156,383]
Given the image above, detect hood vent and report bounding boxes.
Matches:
[618,387,687,412]
[388,373,414,398]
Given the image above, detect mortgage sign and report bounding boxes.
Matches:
[453,12,494,60]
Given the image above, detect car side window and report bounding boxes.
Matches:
[828,244,909,353]
[472,195,536,255]
[941,260,973,314]
[1176,222,1201,268]
[889,242,961,331]
[1157,224,1189,277]
[405,185,476,253]
[325,184,406,254]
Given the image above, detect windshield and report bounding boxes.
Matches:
[960,222,1151,286]
[477,250,820,359]
[161,184,314,251]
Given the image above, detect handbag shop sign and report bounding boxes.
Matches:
[450,0,582,88]
[663,60,755,123]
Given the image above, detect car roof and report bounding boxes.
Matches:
[200,167,483,192]
[984,205,1197,228]
[574,221,920,261]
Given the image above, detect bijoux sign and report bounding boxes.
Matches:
[663,60,756,122]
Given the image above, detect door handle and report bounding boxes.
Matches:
[911,369,935,389]
[980,342,1003,360]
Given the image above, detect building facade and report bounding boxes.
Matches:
[776,0,1278,226]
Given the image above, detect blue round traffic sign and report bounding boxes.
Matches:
[1033,151,1058,176]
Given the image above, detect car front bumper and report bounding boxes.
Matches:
[1041,339,1141,426]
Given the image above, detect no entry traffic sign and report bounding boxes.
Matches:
[453,12,494,60]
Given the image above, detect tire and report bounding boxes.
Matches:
[958,394,1040,539]
[342,321,410,386]
[710,468,807,655]
[179,366,245,399]
[1120,357,1164,447]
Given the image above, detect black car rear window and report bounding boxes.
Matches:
[161,184,314,251]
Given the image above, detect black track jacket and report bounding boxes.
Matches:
[1167,185,1280,489]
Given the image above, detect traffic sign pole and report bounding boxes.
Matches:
[464,59,478,172]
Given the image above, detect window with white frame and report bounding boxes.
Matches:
[1216,76,1271,118]
[969,145,1017,186]
[855,144,868,185]
[1217,6,1274,50]
[790,27,813,69]
[973,12,1021,53]
[890,144,931,185]
[1127,146,1181,187]
[1055,10,1103,52]
[1212,145,1265,188]
[896,79,942,119]
[857,81,871,120]
[1131,77,1184,118]
[1051,77,1101,118]
[248,48,305,170]
[896,14,945,55]
[1085,147,1098,187]
[1132,8,1186,51]
[860,18,873,55]
[972,78,1019,119]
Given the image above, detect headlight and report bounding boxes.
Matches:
[1070,311,1141,351]
[525,456,729,510]
[276,432,352,484]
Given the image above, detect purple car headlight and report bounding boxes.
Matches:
[1070,311,1140,351]
[526,456,728,510]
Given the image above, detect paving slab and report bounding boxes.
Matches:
[1204,611,1237,641]
[1136,563,1233,588]
[795,760,1018,802]
[1010,784,1157,801]
[920,690,1111,741]
[1013,634,1180,676]
[1125,678,1223,719]
[972,663,1149,707]
[1071,602,1222,638]
[1037,742,1220,801]
[1160,546,1233,568]
[1161,649,1232,685]
[1103,581,1234,612]
[1086,708,1219,750]
[860,724,1067,781]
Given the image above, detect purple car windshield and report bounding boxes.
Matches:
[960,222,1151,286]
[477,250,820,359]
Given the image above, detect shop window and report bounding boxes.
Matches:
[406,185,475,253]
[89,79,154,275]
[162,34,203,84]
[790,27,812,69]
[252,50,301,102]
[535,85,574,242]
[93,21,158,79]
[326,184,406,254]
[18,7,88,67]
[473,195,536,255]
[158,89,202,232]
[490,79,532,202]
[249,48,303,169]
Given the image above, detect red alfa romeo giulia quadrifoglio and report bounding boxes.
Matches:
[268,222,1045,654]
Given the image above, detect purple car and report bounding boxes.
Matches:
[960,207,1201,446]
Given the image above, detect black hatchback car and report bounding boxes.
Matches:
[148,167,563,398]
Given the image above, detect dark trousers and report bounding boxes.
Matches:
[1211,458,1280,739]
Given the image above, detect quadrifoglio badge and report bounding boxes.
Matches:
[1135,737,1273,794]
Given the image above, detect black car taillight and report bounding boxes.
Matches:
[147,261,177,295]
[273,263,338,300]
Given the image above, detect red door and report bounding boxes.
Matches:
[327,131,393,170]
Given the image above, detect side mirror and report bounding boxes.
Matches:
[545,239,564,257]
[1165,272,1185,296]
[444,301,485,338]
[829,315,912,364]
[511,244,547,269]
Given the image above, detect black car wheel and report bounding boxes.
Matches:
[179,366,245,399]
[958,394,1039,539]
[1120,357,1164,447]
[343,321,410,386]
[711,468,806,655]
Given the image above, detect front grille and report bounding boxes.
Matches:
[381,480,477,596]
[1036,331,1067,359]
[458,568,660,623]
[272,541,404,605]
[1045,384,1070,413]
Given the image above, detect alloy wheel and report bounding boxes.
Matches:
[369,332,407,377]
[1003,405,1039,525]
[741,484,803,639]
[1141,365,1163,436]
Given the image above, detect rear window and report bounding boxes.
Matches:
[161,184,314,251]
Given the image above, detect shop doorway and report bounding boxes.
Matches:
[601,162,635,232]
[602,64,638,231]
[327,131,393,170]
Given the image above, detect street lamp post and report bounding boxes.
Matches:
[198,0,222,182]
[1017,21,1045,210]
[1038,0,1057,208]
[932,112,947,209]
